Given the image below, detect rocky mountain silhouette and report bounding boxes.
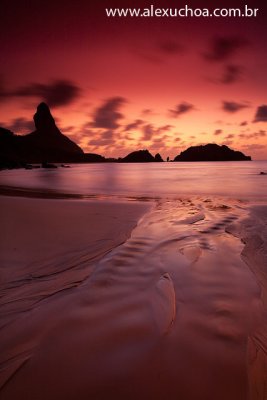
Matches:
[22,102,83,161]
[121,150,158,163]
[174,144,251,162]
[0,105,252,169]
[0,103,105,168]
[154,153,163,162]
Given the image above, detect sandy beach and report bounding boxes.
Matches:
[1,0,267,397]
[0,194,267,400]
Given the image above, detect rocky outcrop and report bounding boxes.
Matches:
[155,153,164,162]
[0,103,106,167]
[174,144,251,162]
[121,150,156,163]
[21,102,84,162]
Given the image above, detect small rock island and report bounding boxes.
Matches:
[174,144,251,162]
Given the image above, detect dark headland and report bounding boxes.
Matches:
[120,150,163,163]
[174,143,251,162]
[0,103,104,169]
[0,103,251,169]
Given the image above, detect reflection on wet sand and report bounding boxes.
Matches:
[0,196,267,400]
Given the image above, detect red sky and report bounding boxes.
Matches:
[1,0,267,159]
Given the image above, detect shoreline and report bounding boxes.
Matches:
[0,185,158,203]
[0,194,267,399]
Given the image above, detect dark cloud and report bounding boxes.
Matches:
[242,144,266,152]
[142,123,173,141]
[204,36,248,62]
[254,130,266,137]
[225,134,234,139]
[92,97,126,130]
[88,130,114,146]
[150,135,169,148]
[102,130,113,140]
[137,51,163,64]
[153,135,169,143]
[169,102,195,118]
[11,80,81,107]
[222,101,249,113]
[89,138,112,146]
[124,134,134,141]
[124,119,144,132]
[221,65,243,84]
[2,117,34,133]
[61,125,75,133]
[137,39,184,64]
[141,109,154,116]
[158,40,184,55]
[142,124,155,141]
[214,129,223,136]
[240,121,248,126]
[158,125,173,132]
[254,105,267,122]
[239,130,266,139]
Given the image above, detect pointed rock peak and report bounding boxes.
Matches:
[37,102,50,112]
[34,102,57,131]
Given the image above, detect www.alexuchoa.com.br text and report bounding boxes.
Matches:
[105,5,259,18]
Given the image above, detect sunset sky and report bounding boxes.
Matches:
[1,0,267,159]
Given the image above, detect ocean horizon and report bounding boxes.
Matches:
[1,160,267,200]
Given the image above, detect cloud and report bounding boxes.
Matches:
[169,102,195,118]
[159,125,173,132]
[137,39,184,64]
[240,121,248,126]
[88,130,115,146]
[141,109,155,116]
[221,65,243,84]
[214,129,223,136]
[239,130,266,139]
[142,124,155,141]
[60,125,75,133]
[222,101,249,113]
[150,134,169,146]
[158,40,184,55]
[225,134,235,139]
[11,80,81,107]
[124,134,135,141]
[242,143,266,152]
[2,117,34,133]
[92,97,126,130]
[254,105,267,122]
[141,123,173,141]
[254,130,266,137]
[204,36,248,62]
[124,119,144,132]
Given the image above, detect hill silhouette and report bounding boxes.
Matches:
[121,150,157,163]
[1,105,252,168]
[174,144,251,162]
[22,102,83,161]
[0,103,104,168]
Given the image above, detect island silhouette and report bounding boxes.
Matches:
[0,103,251,169]
[174,143,251,162]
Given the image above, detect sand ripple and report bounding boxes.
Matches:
[1,196,267,399]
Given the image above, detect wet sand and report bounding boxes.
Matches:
[0,195,267,400]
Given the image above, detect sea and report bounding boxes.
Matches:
[1,161,267,200]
